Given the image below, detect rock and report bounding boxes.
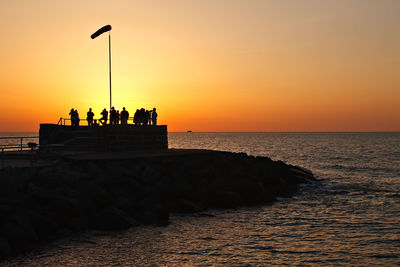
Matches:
[0,170,29,198]
[173,199,204,213]
[239,182,265,205]
[142,205,169,225]
[65,216,89,232]
[0,150,318,259]
[93,206,137,230]
[137,197,169,225]
[28,212,59,241]
[42,197,82,226]
[27,182,58,202]
[288,167,319,184]
[261,185,277,203]
[0,221,37,251]
[115,196,135,213]
[71,181,112,210]
[7,212,39,242]
[0,237,11,259]
[206,191,243,209]
[36,163,82,189]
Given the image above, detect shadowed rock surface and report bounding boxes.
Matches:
[0,150,318,260]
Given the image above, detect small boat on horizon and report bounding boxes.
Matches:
[187,130,192,133]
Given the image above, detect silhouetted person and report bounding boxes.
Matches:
[87,108,94,126]
[100,108,108,125]
[121,107,129,125]
[69,108,76,126]
[134,109,140,125]
[138,108,144,125]
[143,110,150,125]
[75,110,80,126]
[69,108,79,127]
[116,110,120,124]
[152,108,158,125]
[110,107,118,125]
[93,119,99,126]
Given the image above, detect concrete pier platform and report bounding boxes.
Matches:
[39,124,168,152]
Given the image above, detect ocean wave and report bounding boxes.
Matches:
[320,164,397,174]
[327,182,396,194]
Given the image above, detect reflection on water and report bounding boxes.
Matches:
[3,133,400,266]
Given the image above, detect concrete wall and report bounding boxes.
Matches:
[39,124,168,151]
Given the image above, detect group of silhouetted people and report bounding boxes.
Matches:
[69,107,158,127]
[69,109,80,127]
[133,108,157,125]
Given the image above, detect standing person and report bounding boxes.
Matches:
[110,107,116,125]
[87,108,94,126]
[134,109,139,125]
[109,107,114,125]
[100,108,108,125]
[121,107,129,125]
[139,108,146,125]
[151,108,158,126]
[144,110,150,125]
[69,108,76,126]
[75,110,80,126]
[116,110,120,124]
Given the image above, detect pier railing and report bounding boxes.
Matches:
[57,117,137,126]
[0,136,39,169]
[0,136,39,151]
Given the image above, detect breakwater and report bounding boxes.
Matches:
[0,149,317,259]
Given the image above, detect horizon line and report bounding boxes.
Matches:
[1,131,399,134]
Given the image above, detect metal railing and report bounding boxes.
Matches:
[0,136,39,169]
[57,117,138,126]
[0,136,39,151]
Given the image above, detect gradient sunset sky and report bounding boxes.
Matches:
[1,0,399,132]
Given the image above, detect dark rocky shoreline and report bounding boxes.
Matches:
[0,150,318,260]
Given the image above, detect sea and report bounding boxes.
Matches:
[1,132,400,266]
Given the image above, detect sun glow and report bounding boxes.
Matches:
[1,0,399,132]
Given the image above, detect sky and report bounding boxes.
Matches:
[0,0,399,132]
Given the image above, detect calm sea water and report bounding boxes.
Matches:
[2,132,400,266]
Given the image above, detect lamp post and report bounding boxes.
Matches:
[91,25,112,110]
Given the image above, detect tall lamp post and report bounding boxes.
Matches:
[91,25,112,110]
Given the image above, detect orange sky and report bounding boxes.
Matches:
[1,0,399,132]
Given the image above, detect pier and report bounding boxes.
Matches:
[39,123,168,152]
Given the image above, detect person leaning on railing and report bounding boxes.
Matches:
[99,108,108,125]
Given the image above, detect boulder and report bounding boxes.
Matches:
[239,182,265,205]
[142,205,169,225]
[206,191,243,209]
[0,237,11,259]
[28,211,59,241]
[137,197,169,225]
[173,199,204,213]
[93,206,137,230]
[0,222,37,250]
